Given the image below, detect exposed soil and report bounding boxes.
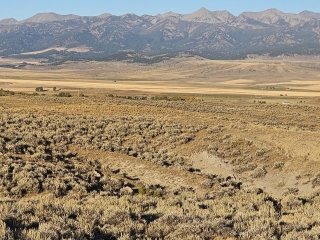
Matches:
[72,146,210,192]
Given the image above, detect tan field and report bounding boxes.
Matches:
[2,58,320,98]
[1,58,320,238]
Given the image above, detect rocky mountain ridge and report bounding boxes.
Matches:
[0,8,320,62]
[2,8,319,25]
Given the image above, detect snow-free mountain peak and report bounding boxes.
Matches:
[22,12,80,23]
[240,8,309,25]
[0,8,320,61]
[157,11,182,19]
[0,18,18,25]
[182,7,234,23]
[299,10,320,19]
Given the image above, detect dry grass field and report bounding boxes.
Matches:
[1,58,320,239]
[2,57,320,97]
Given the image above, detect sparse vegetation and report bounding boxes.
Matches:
[1,54,320,239]
[35,86,44,92]
[0,88,14,96]
[56,92,72,97]
[273,161,285,170]
[0,93,319,239]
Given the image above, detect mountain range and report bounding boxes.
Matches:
[1,8,320,63]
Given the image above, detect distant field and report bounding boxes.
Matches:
[1,58,320,99]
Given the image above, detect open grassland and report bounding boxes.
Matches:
[2,58,320,97]
[1,92,320,239]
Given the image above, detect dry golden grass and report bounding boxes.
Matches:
[1,58,320,238]
[1,94,320,196]
[2,58,320,98]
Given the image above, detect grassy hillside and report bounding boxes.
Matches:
[0,94,320,239]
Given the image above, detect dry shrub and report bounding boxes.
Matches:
[234,163,257,173]
[0,220,6,240]
[1,96,320,239]
[311,172,320,187]
[273,161,285,169]
[255,149,266,156]
[250,167,267,178]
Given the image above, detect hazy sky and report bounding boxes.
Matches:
[1,0,320,20]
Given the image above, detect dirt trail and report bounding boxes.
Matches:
[71,146,211,192]
[190,151,318,197]
[73,146,311,198]
[190,152,234,177]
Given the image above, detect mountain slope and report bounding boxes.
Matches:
[0,18,18,25]
[182,7,235,24]
[22,12,80,23]
[0,8,320,61]
[240,8,309,26]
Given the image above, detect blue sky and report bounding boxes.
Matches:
[1,0,320,20]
